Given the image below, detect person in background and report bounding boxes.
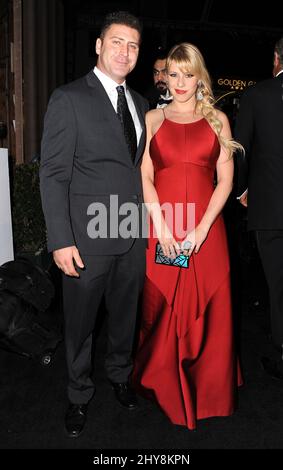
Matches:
[144,49,172,109]
[235,36,283,380]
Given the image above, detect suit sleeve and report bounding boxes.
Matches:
[40,88,77,252]
[234,88,254,197]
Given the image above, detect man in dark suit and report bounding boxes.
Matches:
[40,11,148,438]
[235,37,283,380]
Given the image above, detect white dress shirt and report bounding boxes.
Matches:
[93,66,142,144]
[156,89,173,109]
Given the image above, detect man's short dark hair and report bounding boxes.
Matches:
[153,48,168,63]
[100,11,143,40]
[275,37,283,65]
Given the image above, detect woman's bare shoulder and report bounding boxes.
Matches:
[215,108,230,125]
[146,108,164,123]
[145,108,165,135]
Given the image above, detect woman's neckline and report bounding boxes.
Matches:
[164,117,205,125]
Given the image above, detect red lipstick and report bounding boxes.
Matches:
[175,89,186,94]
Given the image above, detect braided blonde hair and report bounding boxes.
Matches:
[166,43,243,158]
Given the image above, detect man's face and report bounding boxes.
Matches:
[153,59,167,93]
[96,24,140,83]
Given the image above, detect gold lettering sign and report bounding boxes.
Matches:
[217,78,256,90]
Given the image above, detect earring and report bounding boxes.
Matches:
[196,89,203,101]
[196,80,203,101]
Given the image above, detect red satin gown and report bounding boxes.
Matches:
[132,117,242,430]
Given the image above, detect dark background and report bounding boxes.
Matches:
[63,0,283,93]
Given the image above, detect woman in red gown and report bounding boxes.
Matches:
[132,43,243,430]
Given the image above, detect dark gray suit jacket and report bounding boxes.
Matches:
[235,72,283,230]
[40,71,148,254]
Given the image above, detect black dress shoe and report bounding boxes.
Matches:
[64,403,88,438]
[260,356,283,381]
[111,382,138,410]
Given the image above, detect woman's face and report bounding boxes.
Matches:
[167,60,199,103]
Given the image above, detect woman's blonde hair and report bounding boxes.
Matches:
[166,43,243,158]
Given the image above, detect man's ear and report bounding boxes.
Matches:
[96,38,101,55]
[273,51,281,76]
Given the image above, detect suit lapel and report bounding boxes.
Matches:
[85,71,134,164]
[128,87,146,166]
[86,71,146,167]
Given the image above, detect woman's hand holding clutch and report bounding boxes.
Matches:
[158,228,181,259]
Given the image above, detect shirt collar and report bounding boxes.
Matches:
[94,66,126,93]
[160,89,172,100]
[276,69,283,77]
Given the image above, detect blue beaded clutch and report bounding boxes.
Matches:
[155,243,190,269]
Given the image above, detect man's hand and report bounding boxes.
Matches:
[239,189,248,207]
[53,246,85,277]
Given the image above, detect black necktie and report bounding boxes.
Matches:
[116,86,137,161]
